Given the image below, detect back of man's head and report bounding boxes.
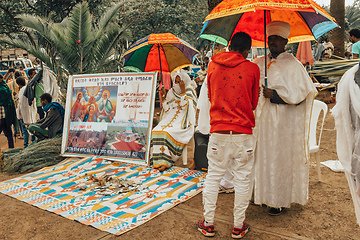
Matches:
[40,93,52,103]
[0,74,3,82]
[230,32,252,54]
[15,71,21,78]
[16,77,26,87]
[28,68,36,78]
[350,28,360,39]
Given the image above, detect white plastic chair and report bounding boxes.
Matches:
[309,100,328,182]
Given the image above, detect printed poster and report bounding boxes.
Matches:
[61,72,157,165]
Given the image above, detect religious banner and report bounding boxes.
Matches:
[61,72,157,165]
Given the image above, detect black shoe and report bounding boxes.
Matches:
[268,207,285,216]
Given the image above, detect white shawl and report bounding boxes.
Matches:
[332,63,360,225]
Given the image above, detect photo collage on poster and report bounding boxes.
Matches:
[62,73,156,164]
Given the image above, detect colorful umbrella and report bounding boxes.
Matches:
[199,0,338,86]
[200,0,338,47]
[123,33,199,75]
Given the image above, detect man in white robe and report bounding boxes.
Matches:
[16,77,37,148]
[253,21,317,215]
[332,62,360,226]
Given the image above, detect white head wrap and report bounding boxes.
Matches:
[266,21,291,39]
[170,71,192,94]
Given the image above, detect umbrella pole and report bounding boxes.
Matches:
[157,44,164,87]
[264,10,268,88]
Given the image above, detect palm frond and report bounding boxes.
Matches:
[94,0,127,41]
[16,14,54,44]
[68,2,92,47]
[88,26,122,73]
[0,38,52,68]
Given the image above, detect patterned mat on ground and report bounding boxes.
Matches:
[0,157,206,235]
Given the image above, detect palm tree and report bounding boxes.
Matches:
[345,4,360,31]
[330,0,345,57]
[0,1,131,88]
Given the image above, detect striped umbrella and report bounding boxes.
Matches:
[200,0,338,47]
[199,0,339,86]
[123,33,199,84]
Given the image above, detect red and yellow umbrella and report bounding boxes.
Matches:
[123,33,199,73]
[200,0,338,47]
[200,0,338,86]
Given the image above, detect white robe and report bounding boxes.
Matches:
[150,72,197,168]
[43,66,61,102]
[253,52,317,208]
[16,87,37,124]
[196,78,211,135]
[332,64,360,225]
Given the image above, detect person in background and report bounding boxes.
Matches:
[0,74,17,149]
[19,66,28,80]
[322,37,334,58]
[349,28,360,59]
[197,32,259,238]
[16,77,36,148]
[196,64,207,97]
[313,40,325,61]
[24,68,45,119]
[203,57,209,68]
[3,68,15,83]
[27,93,64,143]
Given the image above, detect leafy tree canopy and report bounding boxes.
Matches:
[0,0,113,36]
[120,0,208,49]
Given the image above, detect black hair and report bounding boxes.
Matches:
[350,28,360,39]
[230,32,252,53]
[40,93,52,103]
[15,71,21,78]
[0,74,3,80]
[8,68,15,73]
[28,68,36,77]
[16,77,26,87]
[203,57,209,61]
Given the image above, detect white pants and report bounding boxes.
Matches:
[203,133,255,227]
[220,169,234,189]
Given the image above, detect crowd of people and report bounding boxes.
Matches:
[0,18,359,239]
[0,66,64,150]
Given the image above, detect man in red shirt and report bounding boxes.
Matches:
[197,32,260,238]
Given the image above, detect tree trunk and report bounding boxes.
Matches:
[207,0,223,12]
[330,0,345,57]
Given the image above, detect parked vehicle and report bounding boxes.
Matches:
[0,58,34,77]
[247,47,267,61]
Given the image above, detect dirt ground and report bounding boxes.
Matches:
[0,102,359,239]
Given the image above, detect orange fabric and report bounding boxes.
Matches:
[207,52,260,134]
[206,0,315,21]
[296,41,314,65]
[148,33,181,44]
[205,0,337,25]
[230,9,319,45]
[144,44,170,73]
